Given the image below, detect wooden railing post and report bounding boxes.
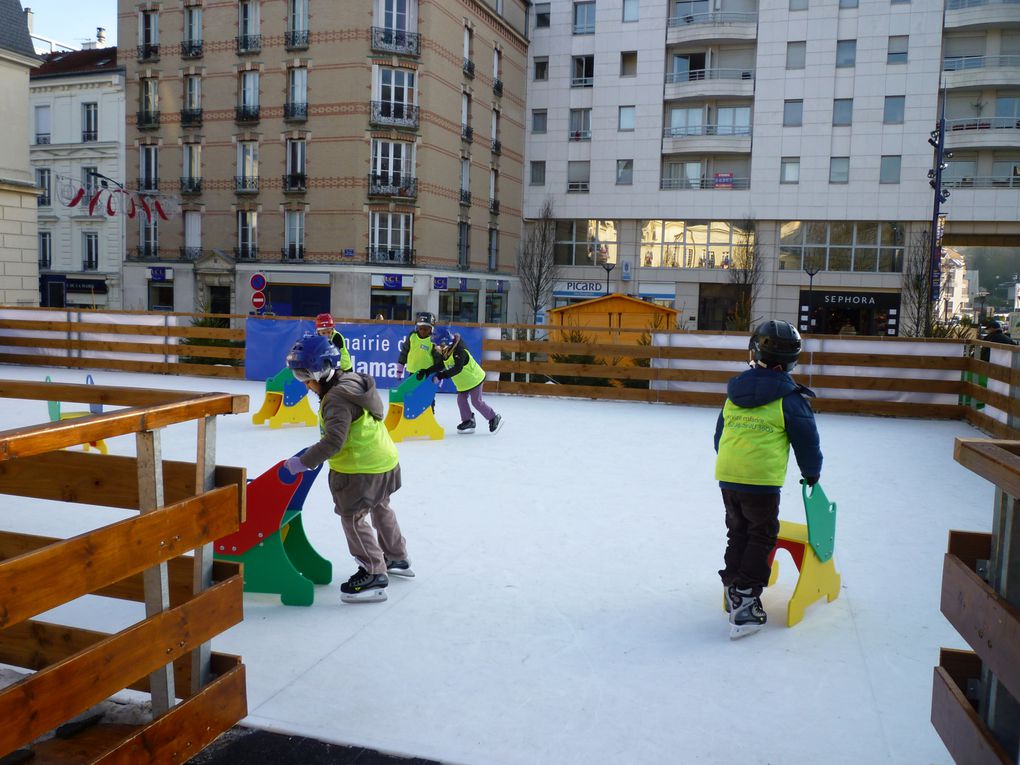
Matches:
[136,428,176,715]
[191,415,216,694]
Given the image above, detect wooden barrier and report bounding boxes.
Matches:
[0,379,250,762]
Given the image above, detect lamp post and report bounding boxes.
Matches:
[976,289,989,324]
[804,262,820,333]
[927,83,952,335]
[601,259,616,297]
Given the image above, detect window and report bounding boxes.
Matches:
[787,41,806,70]
[790,0,807,9]
[567,161,590,192]
[460,158,470,193]
[237,211,257,256]
[488,228,499,271]
[572,55,594,87]
[531,109,547,133]
[285,210,305,255]
[616,159,633,185]
[81,103,98,142]
[535,2,550,27]
[34,105,51,144]
[371,212,413,260]
[241,71,259,107]
[139,9,159,48]
[141,78,159,113]
[239,0,259,36]
[237,140,258,179]
[832,98,853,126]
[839,0,857,7]
[38,231,51,269]
[639,220,749,268]
[623,0,639,21]
[555,220,618,265]
[35,168,51,206]
[887,36,908,64]
[287,138,306,176]
[573,2,595,34]
[371,139,411,185]
[185,75,202,109]
[139,145,158,190]
[288,66,307,117]
[530,161,546,185]
[463,25,472,60]
[493,48,501,80]
[183,143,201,179]
[618,106,636,131]
[376,67,416,123]
[82,165,98,199]
[458,221,470,267]
[829,156,850,183]
[884,95,905,124]
[620,51,637,77]
[880,155,901,184]
[778,221,904,273]
[569,108,592,139]
[662,160,702,189]
[781,157,800,184]
[533,57,548,81]
[717,106,751,135]
[461,93,471,130]
[82,232,99,271]
[668,106,703,136]
[184,210,201,254]
[836,40,856,68]
[783,100,803,127]
[184,6,202,43]
[140,215,158,255]
[289,0,308,32]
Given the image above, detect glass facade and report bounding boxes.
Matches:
[639,220,754,269]
[778,221,904,272]
[553,220,618,265]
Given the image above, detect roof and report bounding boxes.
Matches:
[547,292,679,315]
[32,47,118,79]
[0,0,37,61]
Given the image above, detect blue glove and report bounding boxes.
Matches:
[284,455,307,475]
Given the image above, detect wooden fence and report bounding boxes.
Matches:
[0,378,249,762]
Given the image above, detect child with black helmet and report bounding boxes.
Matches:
[418,327,502,434]
[713,319,822,639]
[396,312,436,379]
[283,332,413,603]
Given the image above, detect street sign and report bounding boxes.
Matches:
[250,273,267,291]
[251,291,266,310]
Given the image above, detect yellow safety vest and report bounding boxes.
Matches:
[322,408,399,475]
[714,398,790,486]
[445,349,486,392]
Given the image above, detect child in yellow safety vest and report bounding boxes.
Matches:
[315,313,353,372]
[418,326,503,435]
[283,332,413,603]
[397,312,436,378]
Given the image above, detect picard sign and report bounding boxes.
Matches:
[564,281,603,293]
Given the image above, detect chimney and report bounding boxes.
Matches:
[23,7,33,33]
[96,27,106,46]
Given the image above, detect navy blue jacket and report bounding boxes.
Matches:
[714,366,823,494]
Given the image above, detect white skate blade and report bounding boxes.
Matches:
[341,588,387,603]
[387,567,415,578]
[456,427,475,434]
[489,418,504,434]
[729,622,763,640]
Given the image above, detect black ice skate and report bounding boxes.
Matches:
[488,414,503,434]
[456,416,476,434]
[727,585,766,639]
[340,567,388,603]
[386,559,415,578]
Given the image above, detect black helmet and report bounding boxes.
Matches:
[985,320,1003,332]
[750,320,802,371]
[415,312,436,328]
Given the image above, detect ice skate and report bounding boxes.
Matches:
[456,416,476,434]
[340,567,388,603]
[727,586,766,639]
[386,558,415,578]
[488,414,503,434]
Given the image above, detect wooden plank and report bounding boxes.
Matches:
[810,399,963,419]
[955,439,1020,498]
[0,577,243,755]
[968,357,1020,387]
[941,552,1020,699]
[947,530,993,572]
[0,485,240,630]
[932,665,1013,765]
[939,647,983,697]
[486,380,726,407]
[30,724,141,765]
[0,335,244,361]
[806,351,967,371]
[172,362,246,379]
[0,319,243,341]
[961,383,1020,418]
[1,379,197,406]
[0,352,171,375]
[963,409,1020,441]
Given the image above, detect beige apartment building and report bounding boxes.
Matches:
[118,0,527,322]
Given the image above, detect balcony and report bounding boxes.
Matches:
[181,40,203,58]
[665,12,757,44]
[282,173,307,192]
[235,176,259,193]
[463,58,475,78]
[941,175,1020,188]
[180,176,202,194]
[661,124,752,153]
[568,129,591,141]
[368,173,418,199]
[234,245,258,260]
[284,102,308,122]
[236,34,261,53]
[282,245,305,262]
[567,181,590,193]
[34,133,50,145]
[570,76,594,88]
[369,100,419,129]
[945,116,1020,150]
[491,139,502,155]
[462,124,474,142]
[285,29,310,50]
[946,0,1020,29]
[137,177,160,193]
[459,189,472,206]
[135,244,159,260]
[235,105,260,124]
[180,247,203,260]
[180,108,203,127]
[664,68,754,100]
[489,198,500,214]
[368,246,415,265]
[370,26,420,56]
[659,175,751,190]
[943,55,1020,89]
[493,78,503,97]
[136,110,160,129]
[81,130,98,143]
[137,43,159,61]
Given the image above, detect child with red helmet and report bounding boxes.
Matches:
[315,313,352,371]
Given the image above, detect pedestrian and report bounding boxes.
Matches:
[982,319,1016,346]
[396,312,436,379]
[419,326,502,434]
[283,332,413,603]
[714,319,822,639]
[315,313,353,371]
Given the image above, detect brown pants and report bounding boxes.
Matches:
[338,498,407,575]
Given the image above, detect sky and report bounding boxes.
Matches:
[24,0,117,50]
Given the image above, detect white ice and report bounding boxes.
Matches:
[0,363,991,765]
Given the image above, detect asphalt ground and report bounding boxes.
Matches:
[185,728,441,765]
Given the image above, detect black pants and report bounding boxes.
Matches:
[719,489,780,596]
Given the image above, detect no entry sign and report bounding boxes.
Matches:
[251,291,266,310]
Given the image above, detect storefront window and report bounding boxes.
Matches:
[778,221,904,273]
[640,219,753,268]
[440,290,479,323]
[554,219,618,266]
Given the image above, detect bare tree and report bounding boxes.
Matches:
[727,221,765,331]
[901,229,933,337]
[517,199,559,324]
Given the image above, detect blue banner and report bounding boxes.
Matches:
[245,318,315,381]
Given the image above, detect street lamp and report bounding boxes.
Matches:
[976,289,990,323]
[804,261,820,333]
[601,259,616,297]
[927,82,952,334]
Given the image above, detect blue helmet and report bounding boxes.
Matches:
[431,326,454,348]
[286,332,340,382]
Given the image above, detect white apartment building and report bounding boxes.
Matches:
[523,0,1020,335]
[30,47,126,309]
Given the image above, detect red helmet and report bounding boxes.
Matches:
[315,313,335,331]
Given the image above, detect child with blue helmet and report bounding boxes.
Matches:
[417,327,502,434]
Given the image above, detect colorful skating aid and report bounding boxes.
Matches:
[251,367,318,428]
[44,374,109,454]
[384,375,444,442]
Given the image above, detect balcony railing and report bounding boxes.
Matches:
[572,22,595,34]
[570,76,594,88]
[662,125,751,137]
[368,174,418,198]
[136,110,160,129]
[284,102,308,121]
[489,198,500,214]
[493,78,503,96]
[234,176,259,193]
[180,108,203,127]
[369,100,419,129]
[234,245,258,260]
[368,246,415,265]
[285,29,310,50]
[567,181,590,192]
[180,247,203,260]
[947,0,1020,7]
[281,246,305,261]
[135,244,159,259]
[180,176,202,194]
[82,258,98,272]
[370,26,420,56]
[81,130,98,143]
[666,11,757,26]
[37,193,51,207]
[462,124,474,142]
[137,177,159,192]
[137,43,159,61]
[491,138,502,154]
[943,54,1020,71]
[38,257,50,270]
[35,133,50,144]
[659,176,751,189]
[236,34,261,53]
[463,58,475,78]
[568,129,592,141]
[235,105,260,123]
[665,68,754,83]
[282,173,307,192]
[941,175,1020,188]
[459,189,472,206]
[947,116,1020,131]
[181,40,203,58]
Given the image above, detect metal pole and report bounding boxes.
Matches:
[928,85,949,336]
